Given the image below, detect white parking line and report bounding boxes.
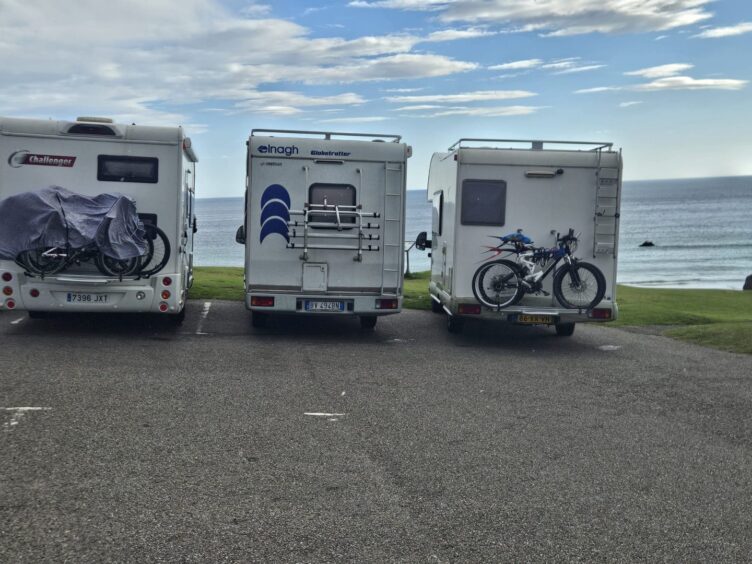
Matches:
[195,301,212,335]
[304,412,345,417]
[10,317,24,325]
[2,407,51,430]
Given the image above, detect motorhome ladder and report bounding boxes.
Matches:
[380,163,404,296]
[592,150,620,257]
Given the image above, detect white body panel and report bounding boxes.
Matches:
[0,117,197,315]
[427,141,622,325]
[242,131,409,316]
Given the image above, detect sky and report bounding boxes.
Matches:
[1,0,751,196]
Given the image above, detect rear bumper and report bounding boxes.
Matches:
[0,266,184,314]
[245,291,402,316]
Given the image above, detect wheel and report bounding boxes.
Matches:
[555,322,576,337]
[169,305,187,325]
[447,315,464,334]
[553,261,606,309]
[95,253,141,277]
[17,248,66,276]
[360,315,377,330]
[251,311,268,328]
[431,297,444,314]
[471,259,523,310]
[138,225,171,277]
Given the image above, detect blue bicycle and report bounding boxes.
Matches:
[471,228,606,310]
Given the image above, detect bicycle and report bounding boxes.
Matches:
[16,223,170,278]
[471,228,606,310]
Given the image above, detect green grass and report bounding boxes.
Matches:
[190,267,752,354]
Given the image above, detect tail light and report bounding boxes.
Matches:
[162,277,172,287]
[2,286,12,296]
[376,298,399,310]
[161,290,171,300]
[589,308,612,320]
[1,272,12,282]
[30,289,40,298]
[458,303,481,315]
[5,299,15,309]
[251,296,274,307]
[159,302,169,312]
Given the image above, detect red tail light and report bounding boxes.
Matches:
[2,286,12,296]
[458,303,481,315]
[162,277,172,287]
[161,290,171,300]
[159,302,169,312]
[589,308,612,320]
[251,296,275,307]
[376,298,399,310]
[30,289,40,298]
[1,272,12,282]
[5,299,15,309]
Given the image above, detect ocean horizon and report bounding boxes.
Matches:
[195,175,752,290]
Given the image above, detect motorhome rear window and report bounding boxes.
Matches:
[461,180,506,226]
[98,155,158,183]
[309,184,356,227]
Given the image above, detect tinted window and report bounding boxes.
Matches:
[461,179,506,226]
[309,183,356,227]
[98,155,158,183]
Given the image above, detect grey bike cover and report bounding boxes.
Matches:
[0,186,147,260]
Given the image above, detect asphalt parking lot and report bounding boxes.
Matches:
[1,303,752,562]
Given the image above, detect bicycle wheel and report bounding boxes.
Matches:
[553,261,606,309]
[471,259,523,309]
[95,253,142,277]
[138,225,171,277]
[16,248,67,276]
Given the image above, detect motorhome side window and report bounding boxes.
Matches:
[308,183,356,228]
[461,179,507,226]
[98,155,159,183]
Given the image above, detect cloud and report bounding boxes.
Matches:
[390,105,445,111]
[233,91,366,115]
[693,22,752,38]
[490,57,603,75]
[425,28,495,41]
[317,116,391,123]
[553,64,605,74]
[489,59,543,70]
[383,88,425,93]
[386,90,536,103]
[575,86,622,94]
[349,0,714,36]
[619,101,643,107]
[430,105,542,117]
[635,76,748,91]
[625,63,693,78]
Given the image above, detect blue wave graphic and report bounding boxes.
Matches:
[260,184,290,243]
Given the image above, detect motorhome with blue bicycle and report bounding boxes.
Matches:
[235,129,411,329]
[0,116,198,322]
[414,138,622,336]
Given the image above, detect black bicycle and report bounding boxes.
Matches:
[471,229,606,310]
[17,223,170,278]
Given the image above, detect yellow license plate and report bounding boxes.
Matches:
[515,314,554,324]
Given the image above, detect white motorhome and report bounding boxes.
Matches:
[0,116,198,321]
[236,129,410,329]
[417,138,622,336]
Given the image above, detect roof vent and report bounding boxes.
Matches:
[66,123,117,136]
[76,116,114,124]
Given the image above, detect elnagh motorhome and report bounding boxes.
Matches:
[0,116,198,321]
[416,138,622,336]
[236,129,411,329]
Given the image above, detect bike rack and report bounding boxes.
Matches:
[448,138,613,152]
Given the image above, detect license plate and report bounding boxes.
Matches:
[66,292,109,304]
[305,300,345,312]
[513,314,554,324]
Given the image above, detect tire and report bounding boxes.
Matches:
[553,261,606,309]
[138,225,171,277]
[251,311,268,328]
[95,253,141,277]
[431,297,444,314]
[471,259,523,310]
[17,249,66,276]
[555,322,576,337]
[447,315,464,334]
[169,305,187,325]
[360,315,377,330]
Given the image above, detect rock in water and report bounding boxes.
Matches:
[639,241,655,247]
[744,275,752,290]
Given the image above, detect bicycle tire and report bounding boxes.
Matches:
[95,253,142,277]
[553,261,606,309]
[138,225,171,277]
[16,248,67,276]
[471,259,524,309]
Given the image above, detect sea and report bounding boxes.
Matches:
[195,176,752,290]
